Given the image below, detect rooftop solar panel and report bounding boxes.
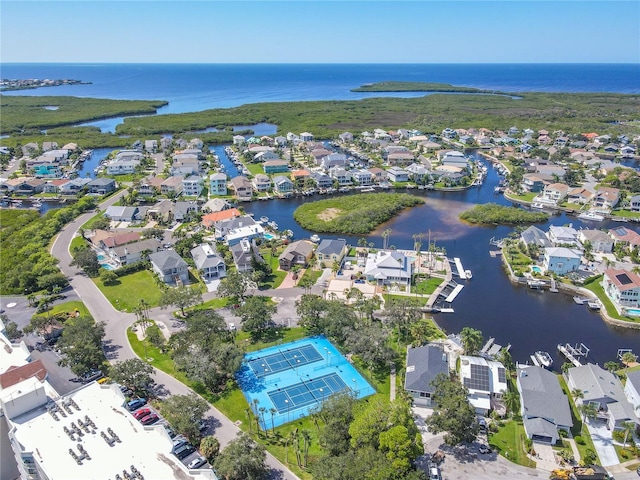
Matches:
[616,273,633,285]
[463,363,490,391]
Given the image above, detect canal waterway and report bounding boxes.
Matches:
[218,149,640,369]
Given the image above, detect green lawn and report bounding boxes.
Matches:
[246,163,264,176]
[94,270,164,312]
[615,444,639,463]
[192,297,230,311]
[611,210,640,219]
[127,328,191,385]
[507,192,537,202]
[70,235,86,252]
[300,268,323,285]
[259,249,288,289]
[488,419,536,468]
[385,294,426,307]
[34,300,90,319]
[412,276,444,295]
[584,275,640,323]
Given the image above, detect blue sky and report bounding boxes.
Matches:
[1,1,638,63]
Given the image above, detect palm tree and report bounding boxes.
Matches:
[269,407,277,435]
[259,407,267,435]
[502,389,520,416]
[571,388,584,403]
[245,408,253,434]
[621,420,636,449]
[578,402,597,422]
[301,430,312,467]
[382,228,392,250]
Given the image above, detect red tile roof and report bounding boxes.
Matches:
[0,359,47,389]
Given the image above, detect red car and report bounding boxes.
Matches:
[133,408,152,420]
[140,413,159,425]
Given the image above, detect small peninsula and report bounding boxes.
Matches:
[0,78,91,91]
[293,193,424,234]
[459,203,549,225]
[351,81,499,94]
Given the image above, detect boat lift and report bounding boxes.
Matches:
[557,343,589,367]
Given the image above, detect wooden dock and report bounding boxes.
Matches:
[557,343,590,367]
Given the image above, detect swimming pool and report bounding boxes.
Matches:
[627,308,640,316]
[101,263,114,270]
[237,336,374,427]
[97,254,106,261]
[531,265,543,274]
[263,233,276,240]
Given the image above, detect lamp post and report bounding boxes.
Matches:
[352,378,357,397]
[285,399,289,423]
[319,387,324,407]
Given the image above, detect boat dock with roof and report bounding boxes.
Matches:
[557,343,590,367]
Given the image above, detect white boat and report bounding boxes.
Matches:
[531,202,545,209]
[534,351,553,369]
[260,216,269,223]
[465,269,473,280]
[577,211,605,222]
[310,234,320,243]
[268,221,279,230]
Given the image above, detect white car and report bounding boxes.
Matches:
[228,323,236,331]
[187,456,207,469]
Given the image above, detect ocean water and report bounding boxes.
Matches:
[1,64,638,116]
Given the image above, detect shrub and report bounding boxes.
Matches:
[115,261,149,277]
[574,435,585,445]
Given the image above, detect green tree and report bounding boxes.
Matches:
[217,269,251,303]
[109,358,155,396]
[145,324,165,349]
[2,316,22,341]
[604,361,620,372]
[200,435,220,463]
[237,296,277,341]
[425,373,479,446]
[158,394,209,444]
[57,316,107,377]
[71,247,101,277]
[578,402,597,422]
[502,388,520,416]
[160,285,203,317]
[460,326,483,355]
[378,425,420,474]
[349,397,390,450]
[319,393,356,456]
[214,432,268,480]
[296,294,329,335]
[99,269,118,285]
[90,215,111,231]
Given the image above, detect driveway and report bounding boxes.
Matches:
[586,417,619,466]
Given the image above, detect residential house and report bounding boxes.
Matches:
[91,230,141,251]
[209,172,228,196]
[42,178,70,194]
[106,158,140,175]
[315,239,347,267]
[202,208,241,230]
[540,183,569,204]
[87,178,116,195]
[602,269,640,310]
[387,166,409,183]
[459,356,508,416]
[232,135,246,146]
[547,225,579,247]
[311,172,333,189]
[542,247,582,275]
[252,174,272,192]
[109,238,161,266]
[137,177,163,196]
[567,363,638,432]
[577,230,613,253]
[279,240,315,270]
[229,176,253,201]
[214,214,257,238]
[170,156,200,176]
[225,223,265,246]
[59,178,92,195]
[173,201,199,222]
[253,151,280,163]
[273,175,294,194]
[387,151,415,166]
[623,370,640,411]
[338,132,354,143]
[440,151,469,170]
[516,365,573,444]
[363,250,413,287]
[368,167,388,183]
[522,174,547,193]
[104,206,138,222]
[321,153,348,169]
[349,169,373,186]
[160,136,172,150]
[262,160,289,175]
[621,145,636,158]
[191,243,226,280]
[291,169,311,188]
[609,226,640,252]
[149,250,189,285]
[520,226,552,249]
[404,344,449,407]
[144,139,158,153]
[300,132,314,142]
[182,176,204,196]
[568,187,596,205]
[160,176,184,196]
[203,198,232,213]
[230,238,265,272]
[311,148,332,164]
[406,163,430,184]
[147,199,175,225]
[630,194,640,213]
[593,187,620,211]
[328,167,350,186]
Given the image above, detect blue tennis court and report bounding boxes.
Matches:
[237,336,375,427]
[268,373,348,412]
[247,344,323,378]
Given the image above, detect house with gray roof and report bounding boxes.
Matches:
[567,363,638,431]
[404,344,449,407]
[315,239,347,267]
[110,238,161,266]
[191,243,226,280]
[104,206,138,223]
[279,240,315,271]
[624,370,640,411]
[516,365,573,444]
[542,247,582,275]
[172,201,199,222]
[87,178,116,195]
[577,229,613,253]
[149,250,189,285]
[230,238,265,273]
[520,226,552,249]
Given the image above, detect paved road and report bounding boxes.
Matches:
[49,192,299,480]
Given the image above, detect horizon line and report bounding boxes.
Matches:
[1,61,638,66]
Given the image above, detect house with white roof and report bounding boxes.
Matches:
[602,268,640,311]
[182,175,204,196]
[230,238,265,273]
[350,169,373,186]
[387,166,409,183]
[300,132,314,142]
[516,365,573,444]
[363,250,413,288]
[328,167,351,186]
[593,187,620,211]
[540,183,569,204]
[547,225,580,247]
[191,243,226,280]
[321,153,348,169]
[459,356,508,415]
[252,173,272,192]
[209,172,227,196]
[542,247,582,275]
[106,157,141,175]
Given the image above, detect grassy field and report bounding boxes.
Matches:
[300,267,323,285]
[33,300,90,319]
[259,248,288,289]
[412,276,444,295]
[94,270,164,311]
[127,328,190,385]
[488,419,536,468]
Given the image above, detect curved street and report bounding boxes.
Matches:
[49,192,299,480]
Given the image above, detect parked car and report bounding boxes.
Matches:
[172,437,189,452]
[164,425,177,438]
[479,444,491,454]
[429,466,442,480]
[198,419,207,432]
[174,443,196,460]
[187,456,207,469]
[140,413,160,425]
[81,369,104,383]
[228,323,236,331]
[127,398,147,411]
[132,408,152,420]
